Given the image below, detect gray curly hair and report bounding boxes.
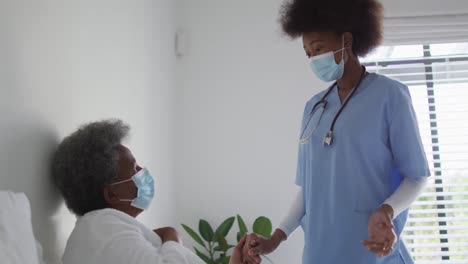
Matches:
[52,119,130,216]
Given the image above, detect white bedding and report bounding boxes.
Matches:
[0,191,44,264]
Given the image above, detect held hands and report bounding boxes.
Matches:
[152,229,276,264]
[241,229,286,264]
[361,204,397,257]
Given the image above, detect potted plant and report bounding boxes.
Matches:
[181,215,273,264]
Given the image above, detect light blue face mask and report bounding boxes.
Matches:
[110,168,155,210]
[309,37,346,82]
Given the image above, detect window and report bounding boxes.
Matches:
[362,43,468,263]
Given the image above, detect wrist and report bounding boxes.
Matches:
[381,204,394,219]
[272,229,287,244]
[164,237,179,243]
[163,233,180,243]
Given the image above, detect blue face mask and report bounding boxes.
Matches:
[110,168,155,210]
[309,37,346,82]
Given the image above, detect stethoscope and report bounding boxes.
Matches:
[299,66,368,146]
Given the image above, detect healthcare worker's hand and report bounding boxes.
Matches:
[361,204,397,257]
[230,235,247,264]
[243,229,286,264]
[154,227,180,243]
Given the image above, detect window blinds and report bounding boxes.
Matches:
[380,0,468,46]
[383,14,468,46]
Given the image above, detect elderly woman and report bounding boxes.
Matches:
[53,119,247,264]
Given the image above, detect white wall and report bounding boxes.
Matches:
[174,0,323,262]
[0,0,176,263]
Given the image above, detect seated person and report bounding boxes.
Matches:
[52,119,248,264]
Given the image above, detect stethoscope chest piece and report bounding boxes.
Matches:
[323,130,333,146]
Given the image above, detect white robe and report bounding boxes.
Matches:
[62,208,203,264]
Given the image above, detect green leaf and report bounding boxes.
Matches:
[214,245,234,252]
[216,236,229,252]
[213,246,222,252]
[216,256,230,264]
[253,216,272,237]
[236,232,242,243]
[182,224,206,248]
[199,219,215,242]
[195,247,214,264]
[215,217,235,238]
[236,215,248,242]
[236,215,248,235]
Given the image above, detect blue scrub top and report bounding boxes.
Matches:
[296,73,430,264]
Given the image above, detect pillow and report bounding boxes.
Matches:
[0,191,40,264]
[35,239,46,264]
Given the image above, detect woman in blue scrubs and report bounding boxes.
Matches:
[243,0,430,263]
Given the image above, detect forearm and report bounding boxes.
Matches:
[383,177,428,219]
[277,189,304,238]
